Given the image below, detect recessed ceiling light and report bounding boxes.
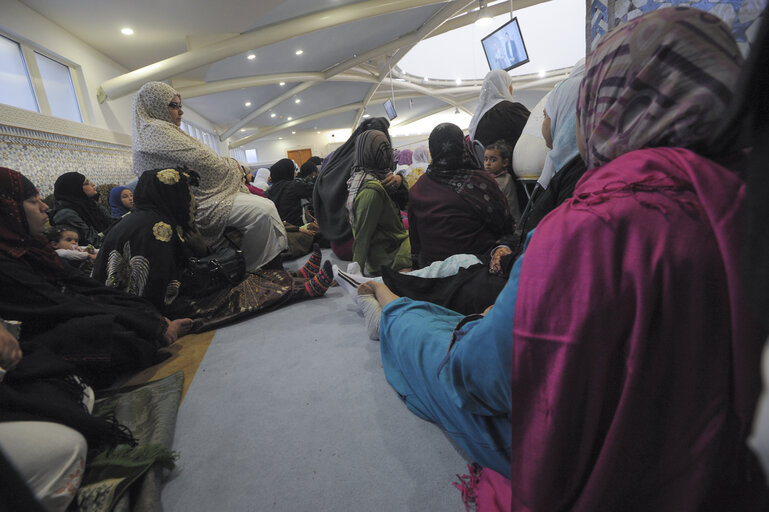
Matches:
[291,131,296,134]
[279,82,285,86]
[121,28,134,35]
[362,113,371,118]
[287,116,293,120]
[538,69,547,78]
[240,129,245,132]
[278,137,283,140]
[245,102,251,107]
[423,77,429,83]
[456,78,462,85]
[294,99,301,104]
[247,54,256,60]
[295,50,304,55]
[270,113,276,118]
[317,131,321,134]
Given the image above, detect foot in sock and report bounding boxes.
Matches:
[297,243,322,278]
[356,286,382,340]
[332,264,371,298]
[304,260,334,297]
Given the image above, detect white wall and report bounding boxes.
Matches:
[0,0,217,137]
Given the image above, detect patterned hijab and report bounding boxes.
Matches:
[397,149,413,166]
[469,69,514,141]
[53,172,112,232]
[577,6,742,171]
[133,168,200,233]
[109,186,131,217]
[346,130,394,224]
[0,167,62,273]
[426,123,513,230]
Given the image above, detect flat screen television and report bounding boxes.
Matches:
[481,17,530,72]
[383,98,397,120]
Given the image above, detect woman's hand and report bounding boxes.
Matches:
[381,173,403,191]
[489,246,512,274]
[0,322,22,370]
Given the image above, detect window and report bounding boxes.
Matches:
[230,148,247,163]
[0,35,38,112]
[0,33,84,122]
[245,149,259,164]
[180,120,222,155]
[35,52,82,122]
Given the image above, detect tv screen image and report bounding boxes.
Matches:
[481,17,530,72]
[383,98,397,120]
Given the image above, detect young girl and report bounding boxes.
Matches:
[108,185,134,218]
[484,140,520,222]
[46,225,97,272]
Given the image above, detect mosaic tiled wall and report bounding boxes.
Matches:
[588,0,766,54]
[0,124,134,196]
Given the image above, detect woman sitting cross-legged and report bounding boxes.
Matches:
[407,122,513,269]
[353,8,769,509]
[92,168,334,332]
[50,172,114,248]
[0,167,192,389]
[347,129,411,276]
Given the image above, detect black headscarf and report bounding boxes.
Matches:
[0,167,63,275]
[53,172,112,233]
[426,123,513,234]
[270,158,296,183]
[133,168,199,233]
[313,117,391,241]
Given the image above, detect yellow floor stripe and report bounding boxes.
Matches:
[121,330,216,401]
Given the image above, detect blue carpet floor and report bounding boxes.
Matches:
[161,250,470,511]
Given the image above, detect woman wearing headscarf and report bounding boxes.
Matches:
[407,123,513,268]
[469,69,530,150]
[347,130,410,276]
[313,117,392,248]
[108,185,133,218]
[267,158,314,227]
[397,145,430,189]
[132,81,287,271]
[51,172,113,247]
[0,167,192,389]
[504,7,768,509]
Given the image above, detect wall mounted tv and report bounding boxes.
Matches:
[481,17,530,72]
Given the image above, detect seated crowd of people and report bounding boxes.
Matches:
[2,6,769,511]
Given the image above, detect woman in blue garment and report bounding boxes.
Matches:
[358,244,527,476]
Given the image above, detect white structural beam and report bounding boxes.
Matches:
[229,102,365,148]
[96,0,448,102]
[350,0,475,128]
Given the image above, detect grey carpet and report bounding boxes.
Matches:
[161,250,471,511]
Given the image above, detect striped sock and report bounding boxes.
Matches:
[304,260,334,297]
[298,243,322,278]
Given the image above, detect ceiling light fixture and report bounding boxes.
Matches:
[247,54,256,60]
[423,77,429,83]
[317,131,321,134]
[279,82,285,86]
[121,27,134,35]
[295,50,304,55]
[475,0,493,26]
[538,69,547,78]
[292,131,296,134]
[362,112,371,118]
[456,78,462,85]
[240,129,245,132]
[278,137,283,140]
[245,102,251,107]
[295,99,301,104]
[287,116,293,120]
[270,113,276,118]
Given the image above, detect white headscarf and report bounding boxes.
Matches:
[469,69,514,141]
[132,81,244,244]
[537,59,586,189]
[253,168,270,190]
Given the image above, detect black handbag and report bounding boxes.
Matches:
[183,244,246,297]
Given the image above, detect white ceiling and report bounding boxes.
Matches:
[19,0,585,148]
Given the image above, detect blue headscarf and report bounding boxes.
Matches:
[109,185,131,217]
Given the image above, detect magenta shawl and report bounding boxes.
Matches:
[508,147,767,511]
